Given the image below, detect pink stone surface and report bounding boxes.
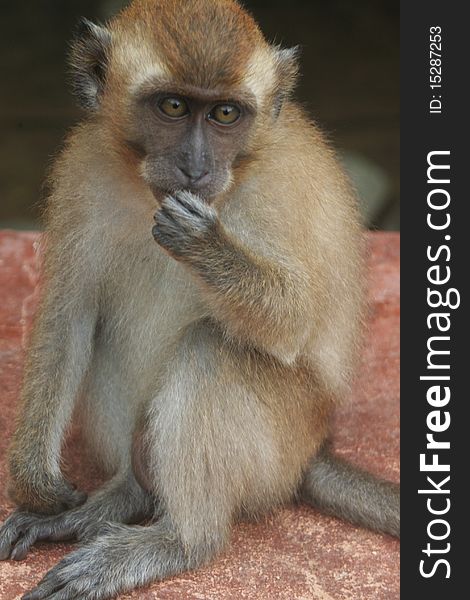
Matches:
[0,230,400,599]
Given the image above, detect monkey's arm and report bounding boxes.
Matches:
[153,191,312,362]
[8,229,99,514]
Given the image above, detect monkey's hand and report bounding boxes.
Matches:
[0,479,87,561]
[152,190,218,259]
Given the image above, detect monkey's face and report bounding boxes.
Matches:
[68,10,299,204]
[130,87,257,202]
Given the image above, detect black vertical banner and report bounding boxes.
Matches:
[401,1,467,597]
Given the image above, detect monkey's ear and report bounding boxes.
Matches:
[69,18,112,110]
[273,46,300,118]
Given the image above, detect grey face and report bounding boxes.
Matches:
[131,87,257,201]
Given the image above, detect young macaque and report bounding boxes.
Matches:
[0,1,399,598]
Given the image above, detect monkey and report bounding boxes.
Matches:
[0,1,399,598]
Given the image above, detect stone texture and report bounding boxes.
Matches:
[0,230,400,599]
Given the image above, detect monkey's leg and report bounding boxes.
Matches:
[77,340,137,477]
[19,328,237,598]
[300,444,400,538]
[20,323,280,599]
[21,320,321,599]
[0,472,155,561]
[1,341,156,561]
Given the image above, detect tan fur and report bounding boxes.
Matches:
[113,0,263,87]
[8,97,362,512]
[1,2,388,596]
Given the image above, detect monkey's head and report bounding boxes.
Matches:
[69,0,298,201]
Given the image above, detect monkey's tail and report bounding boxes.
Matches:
[300,444,400,538]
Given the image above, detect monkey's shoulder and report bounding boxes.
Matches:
[250,103,355,209]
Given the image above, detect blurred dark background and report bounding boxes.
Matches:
[0,0,399,230]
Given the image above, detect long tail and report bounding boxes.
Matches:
[300,444,400,538]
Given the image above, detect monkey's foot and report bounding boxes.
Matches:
[21,521,186,600]
[21,527,128,600]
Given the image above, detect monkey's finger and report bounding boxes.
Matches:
[22,570,65,600]
[173,190,207,218]
[10,522,58,561]
[10,531,38,561]
[152,226,178,254]
[23,551,92,600]
[161,194,212,230]
[0,512,35,560]
[0,530,19,560]
[152,218,177,242]
[156,204,181,226]
[22,583,59,600]
[160,198,197,227]
[152,213,184,247]
[31,575,114,600]
[31,584,80,600]
[0,526,17,560]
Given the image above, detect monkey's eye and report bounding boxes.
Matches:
[158,97,189,119]
[208,104,241,126]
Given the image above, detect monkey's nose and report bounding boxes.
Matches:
[176,166,210,188]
